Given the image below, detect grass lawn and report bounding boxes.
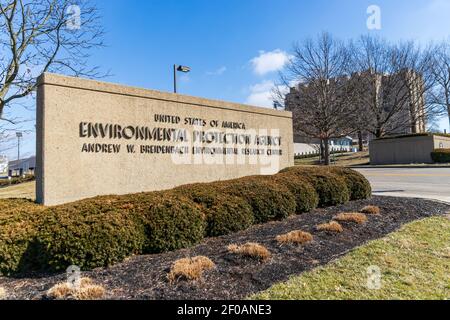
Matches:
[252,216,450,300]
[295,151,370,167]
[0,181,35,200]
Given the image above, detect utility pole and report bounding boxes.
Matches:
[16,132,22,161]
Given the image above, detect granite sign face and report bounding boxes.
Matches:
[36,73,294,205]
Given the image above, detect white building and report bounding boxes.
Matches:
[8,156,36,177]
[0,156,8,177]
[294,135,355,157]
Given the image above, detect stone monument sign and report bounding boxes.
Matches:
[36,73,294,205]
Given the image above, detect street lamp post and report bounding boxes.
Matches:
[173,64,191,93]
[16,132,22,161]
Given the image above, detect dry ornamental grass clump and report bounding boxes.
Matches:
[334,212,368,225]
[167,256,215,283]
[361,205,381,215]
[276,231,313,245]
[46,278,106,300]
[316,221,344,233]
[227,243,271,261]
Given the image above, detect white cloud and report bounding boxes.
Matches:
[206,66,227,76]
[250,49,291,76]
[245,80,276,108]
[245,80,290,108]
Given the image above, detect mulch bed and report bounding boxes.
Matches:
[1,196,449,300]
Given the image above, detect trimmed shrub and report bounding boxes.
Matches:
[272,173,319,213]
[174,184,254,237]
[0,175,35,188]
[173,183,218,208]
[127,192,206,254]
[36,198,147,271]
[327,167,372,200]
[281,167,350,207]
[218,176,297,223]
[0,199,46,275]
[205,195,254,237]
[431,149,450,163]
[1,165,367,275]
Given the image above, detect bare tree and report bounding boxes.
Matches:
[351,35,436,138]
[282,32,360,165]
[429,40,450,129]
[0,125,16,154]
[0,0,105,123]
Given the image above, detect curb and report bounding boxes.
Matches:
[372,194,450,205]
[350,165,450,169]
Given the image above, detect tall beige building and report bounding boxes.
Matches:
[285,69,427,139]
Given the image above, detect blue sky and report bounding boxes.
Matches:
[5,0,450,159]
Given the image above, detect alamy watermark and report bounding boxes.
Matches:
[367,5,382,30]
[66,5,81,30]
[66,265,82,290]
[169,126,283,175]
[366,265,382,290]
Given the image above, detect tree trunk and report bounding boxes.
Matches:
[375,128,383,138]
[323,138,330,166]
[358,131,364,152]
[320,139,325,162]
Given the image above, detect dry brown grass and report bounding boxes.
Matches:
[167,256,215,283]
[227,242,271,261]
[46,278,106,300]
[361,205,381,215]
[0,287,6,300]
[316,221,344,233]
[276,230,313,245]
[334,212,368,224]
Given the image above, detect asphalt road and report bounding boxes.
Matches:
[355,168,450,203]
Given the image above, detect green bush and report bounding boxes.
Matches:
[327,167,372,200]
[36,198,146,271]
[281,166,350,207]
[173,183,218,208]
[0,166,366,275]
[272,173,319,213]
[204,194,254,237]
[174,184,254,237]
[128,192,206,253]
[0,175,35,188]
[431,149,450,163]
[0,199,45,275]
[218,176,297,223]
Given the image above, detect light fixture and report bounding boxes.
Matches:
[177,65,191,73]
[173,64,191,93]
